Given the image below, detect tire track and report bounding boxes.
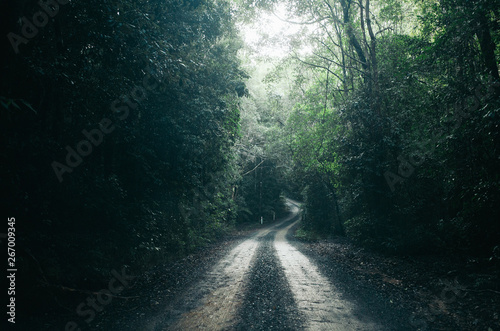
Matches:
[142,216,291,330]
[137,200,384,330]
[274,202,382,330]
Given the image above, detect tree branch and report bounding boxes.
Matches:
[241,159,265,176]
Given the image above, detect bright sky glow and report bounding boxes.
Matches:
[239,4,310,59]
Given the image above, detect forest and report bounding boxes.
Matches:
[1,0,499,329]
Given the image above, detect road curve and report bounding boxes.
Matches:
[140,199,384,330]
[275,201,381,330]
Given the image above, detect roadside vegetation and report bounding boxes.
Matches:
[1,0,499,325]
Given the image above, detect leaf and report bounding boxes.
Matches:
[20,100,37,114]
[11,100,20,110]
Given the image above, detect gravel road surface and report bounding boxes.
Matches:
[128,199,411,330]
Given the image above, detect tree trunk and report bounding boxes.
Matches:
[475,11,499,81]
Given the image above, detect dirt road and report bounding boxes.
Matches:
[132,199,411,330]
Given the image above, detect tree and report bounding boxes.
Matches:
[1,0,248,319]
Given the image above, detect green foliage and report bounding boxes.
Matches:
[294,227,323,242]
[233,59,292,224]
[1,0,247,312]
[268,0,500,255]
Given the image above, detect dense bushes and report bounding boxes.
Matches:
[1,0,248,315]
[278,0,500,256]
